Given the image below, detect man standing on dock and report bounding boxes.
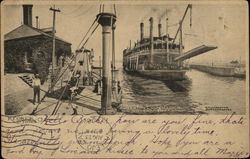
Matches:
[32,74,41,104]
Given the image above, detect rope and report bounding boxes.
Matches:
[51,68,76,115]
[80,23,100,50]
[33,5,103,115]
[72,6,95,19]
[51,50,85,115]
[99,4,102,13]
[190,5,192,28]
[67,74,81,110]
[53,62,83,115]
[53,48,91,115]
[114,4,116,15]
[60,5,83,15]
[31,54,78,115]
[77,17,99,50]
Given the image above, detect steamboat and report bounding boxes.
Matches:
[123,4,217,81]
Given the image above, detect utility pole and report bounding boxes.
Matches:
[112,24,116,88]
[49,5,60,90]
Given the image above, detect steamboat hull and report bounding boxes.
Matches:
[125,69,188,81]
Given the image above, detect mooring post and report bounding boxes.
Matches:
[97,13,117,115]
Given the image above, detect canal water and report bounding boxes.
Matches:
[120,69,246,115]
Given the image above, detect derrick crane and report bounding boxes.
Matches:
[172,4,192,44]
[172,4,217,62]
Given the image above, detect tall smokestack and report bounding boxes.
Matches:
[35,16,39,28]
[166,17,169,62]
[23,5,33,26]
[158,23,162,37]
[149,17,154,63]
[140,22,144,41]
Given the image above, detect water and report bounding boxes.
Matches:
[120,69,246,115]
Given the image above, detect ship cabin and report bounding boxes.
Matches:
[123,17,185,71]
[123,35,184,71]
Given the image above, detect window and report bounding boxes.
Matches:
[27,48,33,63]
[79,61,83,66]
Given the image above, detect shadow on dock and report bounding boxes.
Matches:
[73,101,100,112]
[46,86,85,100]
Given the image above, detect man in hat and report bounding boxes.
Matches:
[32,74,41,104]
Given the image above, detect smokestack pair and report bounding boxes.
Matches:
[140,17,162,41]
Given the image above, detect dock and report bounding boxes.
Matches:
[14,78,101,115]
[190,64,245,78]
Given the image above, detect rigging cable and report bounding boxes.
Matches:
[80,23,100,50]
[61,5,83,15]
[114,4,116,15]
[53,17,101,115]
[51,54,83,115]
[31,54,78,114]
[190,5,192,28]
[99,4,102,13]
[57,60,82,115]
[76,15,100,50]
[51,68,76,115]
[72,6,94,18]
[102,4,104,12]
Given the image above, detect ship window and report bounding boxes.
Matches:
[79,61,83,66]
[173,44,176,49]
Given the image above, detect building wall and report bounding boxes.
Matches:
[4,35,71,83]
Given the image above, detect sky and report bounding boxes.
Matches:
[3,0,248,67]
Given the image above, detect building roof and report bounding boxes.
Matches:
[4,24,71,45]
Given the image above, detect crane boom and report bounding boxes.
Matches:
[172,4,192,44]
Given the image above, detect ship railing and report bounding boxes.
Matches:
[140,63,185,70]
[128,49,180,55]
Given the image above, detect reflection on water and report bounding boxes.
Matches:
[120,69,246,115]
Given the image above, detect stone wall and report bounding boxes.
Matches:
[190,64,235,77]
[4,35,71,83]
